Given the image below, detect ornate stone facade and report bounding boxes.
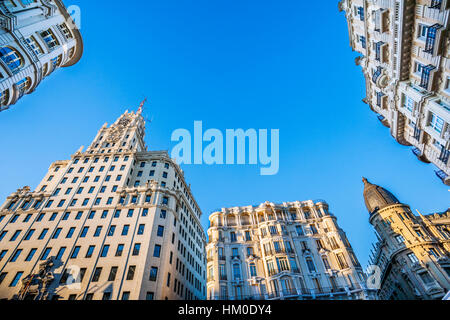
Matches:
[0,0,83,112]
[339,0,450,185]
[364,178,450,299]
[206,200,376,300]
[0,105,206,300]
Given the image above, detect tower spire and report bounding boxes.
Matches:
[137,97,148,114]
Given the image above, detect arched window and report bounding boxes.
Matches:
[0,89,10,107]
[16,77,31,97]
[249,263,257,277]
[232,263,241,280]
[0,46,23,73]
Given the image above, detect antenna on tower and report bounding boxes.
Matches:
[137,97,148,114]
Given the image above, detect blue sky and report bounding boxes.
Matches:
[0,0,448,267]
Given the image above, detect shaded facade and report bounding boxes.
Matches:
[339,0,450,185]
[364,178,450,299]
[206,200,376,300]
[0,0,83,112]
[0,106,206,300]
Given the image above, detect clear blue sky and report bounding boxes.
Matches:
[0,0,448,267]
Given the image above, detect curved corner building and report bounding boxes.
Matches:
[339,0,450,185]
[0,107,207,300]
[0,0,83,112]
[206,200,376,300]
[363,177,450,299]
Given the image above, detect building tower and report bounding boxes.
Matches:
[363,177,450,299]
[0,105,207,300]
[206,200,376,300]
[339,0,450,185]
[0,0,83,112]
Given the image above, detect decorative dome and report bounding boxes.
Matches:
[362,177,400,214]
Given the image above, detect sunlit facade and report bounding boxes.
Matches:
[0,106,206,300]
[206,200,376,300]
[0,0,83,112]
[339,0,450,185]
[363,177,450,299]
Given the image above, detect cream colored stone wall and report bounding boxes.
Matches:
[0,0,83,111]
[206,200,375,300]
[340,0,450,185]
[0,109,206,300]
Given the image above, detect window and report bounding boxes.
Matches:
[40,248,52,260]
[56,247,66,260]
[157,225,164,237]
[407,253,419,264]
[122,225,130,236]
[80,227,89,238]
[153,244,161,257]
[101,245,109,257]
[9,272,23,287]
[102,292,111,300]
[108,266,118,281]
[418,23,429,40]
[115,244,124,257]
[26,36,44,55]
[126,265,136,280]
[306,258,316,273]
[38,229,48,240]
[146,292,154,300]
[108,225,116,236]
[395,235,405,244]
[25,248,37,261]
[121,292,130,300]
[9,249,22,262]
[52,228,62,239]
[10,230,21,241]
[138,224,145,235]
[249,263,257,277]
[0,46,23,73]
[133,243,141,256]
[92,267,102,282]
[66,227,75,238]
[71,246,80,259]
[232,263,241,280]
[24,229,35,241]
[86,245,95,258]
[94,226,102,237]
[419,271,435,285]
[160,210,167,219]
[429,112,444,133]
[40,29,59,49]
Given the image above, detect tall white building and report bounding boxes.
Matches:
[206,200,376,300]
[339,0,450,185]
[0,0,83,112]
[0,105,207,300]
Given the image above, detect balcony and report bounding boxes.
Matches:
[372,67,382,84]
[412,147,431,164]
[413,125,422,142]
[429,0,443,9]
[424,24,442,55]
[218,255,226,261]
[435,170,450,185]
[219,275,227,281]
[438,146,449,165]
[419,65,436,90]
[375,42,384,62]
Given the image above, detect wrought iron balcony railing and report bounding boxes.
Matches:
[435,170,448,183]
[438,146,450,164]
[375,41,384,61]
[429,0,442,9]
[424,24,442,54]
[419,64,436,90]
[372,67,382,84]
